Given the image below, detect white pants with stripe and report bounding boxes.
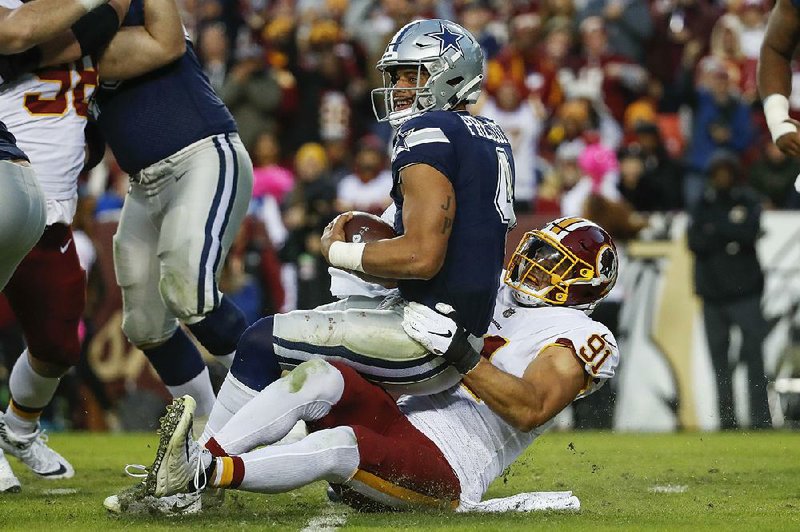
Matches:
[273,295,463,395]
[113,133,253,347]
[0,160,45,290]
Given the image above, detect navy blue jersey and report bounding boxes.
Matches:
[0,121,27,162]
[391,110,515,336]
[91,0,237,174]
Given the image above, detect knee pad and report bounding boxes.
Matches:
[283,359,344,405]
[26,325,81,367]
[158,268,203,321]
[315,425,357,449]
[231,316,282,391]
[121,309,177,350]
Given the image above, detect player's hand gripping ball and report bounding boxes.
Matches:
[343,212,398,243]
[342,212,398,287]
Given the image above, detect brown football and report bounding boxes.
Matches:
[343,212,397,244]
[341,212,398,288]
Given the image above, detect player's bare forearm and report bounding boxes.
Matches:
[464,346,586,432]
[360,164,453,279]
[34,0,129,67]
[360,232,446,279]
[758,0,800,97]
[0,0,106,54]
[98,0,184,80]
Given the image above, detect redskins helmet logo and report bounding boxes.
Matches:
[596,244,618,288]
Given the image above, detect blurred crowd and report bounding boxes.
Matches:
[188,0,798,216]
[2,0,798,430]
[117,0,800,311]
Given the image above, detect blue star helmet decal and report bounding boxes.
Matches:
[425,23,464,55]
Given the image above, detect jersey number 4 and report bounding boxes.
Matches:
[24,63,97,118]
[494,147,516,228]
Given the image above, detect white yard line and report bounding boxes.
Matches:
[41,488,79,495]
[648,484,688,494]
[300,504,348,532]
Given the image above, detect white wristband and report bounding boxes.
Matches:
[328,241,366,273]
[764,93,797,143]
[77,0,109,12]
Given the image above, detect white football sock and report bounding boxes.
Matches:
[212,427,359,493]
[6,350,60,434]
[200,373,258,445]
[212,360,344,456]
[166,367,215,417]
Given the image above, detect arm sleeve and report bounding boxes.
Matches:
[70,4,121,57]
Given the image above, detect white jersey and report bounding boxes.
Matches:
[399,284,620,503]
[0,3,96,223]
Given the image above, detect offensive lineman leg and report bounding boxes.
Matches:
[114,182,217,417]
[155,133,252,371]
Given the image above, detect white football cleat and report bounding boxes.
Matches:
[0,448,21,493]
[103,483,201,516]
[0,414,74,479]
[146,395,206,498]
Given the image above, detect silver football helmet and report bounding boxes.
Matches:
[372,19,484,127]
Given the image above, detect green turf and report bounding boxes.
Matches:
[0,431,798,530]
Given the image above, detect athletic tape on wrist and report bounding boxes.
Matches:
[328,241,366,273]
[763,94,798,143]
[77,0,109,12]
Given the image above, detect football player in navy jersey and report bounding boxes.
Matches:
[198,18,517,474]
[11,0,252,441]
[88,0,253,425]
[759,0,800,156]
[5,0,250,510]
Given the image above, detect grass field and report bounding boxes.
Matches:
[0,431,798,530]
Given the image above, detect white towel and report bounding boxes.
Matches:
[328,267,398,299]
[456,491,580,513]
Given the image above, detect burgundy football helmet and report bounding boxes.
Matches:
[504,217,618,311]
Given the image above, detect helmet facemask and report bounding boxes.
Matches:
[504,231,597,308]
[372,63,438,128]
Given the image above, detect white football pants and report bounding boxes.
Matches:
[273,295,463,396]
[0,160,45,290]
[113,133,253,347]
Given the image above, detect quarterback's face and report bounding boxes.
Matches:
[392,67,430,112]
